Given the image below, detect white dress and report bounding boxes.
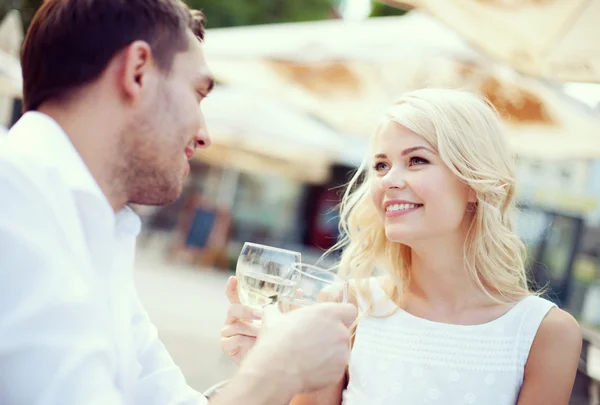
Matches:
[342,279,556,405]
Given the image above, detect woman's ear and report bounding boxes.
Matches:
[467,188,478,204]
[466,189,478,212]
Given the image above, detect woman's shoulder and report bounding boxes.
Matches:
[519,307,582,400]
[513,294,580,349]
[534,307,581,351]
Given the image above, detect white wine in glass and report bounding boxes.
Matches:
[278,263,348,312]
[236,242,301,311]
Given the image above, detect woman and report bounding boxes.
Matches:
[220,88,582,405]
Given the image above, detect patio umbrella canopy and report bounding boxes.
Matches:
[203,10,600,159]
[0,10,23,58]
[0,49,22,98]
[0,9,23,130]
[204,12,480,139]
[197,85,365,183]
[383,0,600,83]
[0,10,22,99]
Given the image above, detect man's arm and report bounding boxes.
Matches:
[129,289,209,404]
[0,166,127,404]
[208,368,294,405]
[289,375,346,405]
[129,283,300,405]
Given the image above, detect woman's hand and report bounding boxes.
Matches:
[219,276,262,365]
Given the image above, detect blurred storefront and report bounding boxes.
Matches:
[514,156,600,315]
[144,158,355,271]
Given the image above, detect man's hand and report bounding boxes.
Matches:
[242,301,357,395]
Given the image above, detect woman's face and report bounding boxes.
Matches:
[369,121,476,245]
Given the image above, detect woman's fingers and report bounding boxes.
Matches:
[222,276,262,364]
[225,276,241,304]
[225,303,262,325]
[220,320,260,339]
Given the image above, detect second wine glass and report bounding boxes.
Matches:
[279,263,348,312]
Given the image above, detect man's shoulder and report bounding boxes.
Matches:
[0,149,73,221]
[0,144,68,192]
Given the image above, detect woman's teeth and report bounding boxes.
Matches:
[386,203,421,212]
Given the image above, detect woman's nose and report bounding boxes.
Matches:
[381,169,407,191]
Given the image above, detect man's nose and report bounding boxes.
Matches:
[194,112,211,149]
[194,129,211,149]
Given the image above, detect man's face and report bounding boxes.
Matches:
[124,31,213,206]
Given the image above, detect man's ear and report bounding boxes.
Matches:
[119,40,154,104]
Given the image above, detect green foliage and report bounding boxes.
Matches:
[371,2,408,17]
[185,0,335,28]
[1,0,408,32]
[186,1,408,28]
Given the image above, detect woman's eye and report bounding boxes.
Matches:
[373,162,388,171]
[409,156,429,166]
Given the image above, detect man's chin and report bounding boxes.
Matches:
[158,185,184,207]
[129,183,183,207]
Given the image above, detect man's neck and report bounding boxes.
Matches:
[37,102,128,212]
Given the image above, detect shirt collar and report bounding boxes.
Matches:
[8,111,141,237]
[116,206,142,236]
[9,111,104,197]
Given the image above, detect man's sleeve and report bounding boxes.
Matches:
[129,288,208,405]
[0,164,127,405]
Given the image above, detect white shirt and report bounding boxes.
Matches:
[0,112,207,405]
[343,278,556,405]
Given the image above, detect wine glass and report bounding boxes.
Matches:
[236,242,302,313]
[278,263,348,312]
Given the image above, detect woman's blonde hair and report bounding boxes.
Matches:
[329,88,532,311]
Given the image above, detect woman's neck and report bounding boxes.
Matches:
[404,234,487,313]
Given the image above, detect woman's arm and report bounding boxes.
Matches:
[289,372,347,405]
[517,308,582,405]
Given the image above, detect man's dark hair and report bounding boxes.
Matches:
[21,0,205,112]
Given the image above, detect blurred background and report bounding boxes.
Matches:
[2,0,600,402]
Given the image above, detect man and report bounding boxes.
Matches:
[0,1,356,404]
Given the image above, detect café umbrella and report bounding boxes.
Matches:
[383,0,600,83]
[203,11,600,159]
[198,85,365,183]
